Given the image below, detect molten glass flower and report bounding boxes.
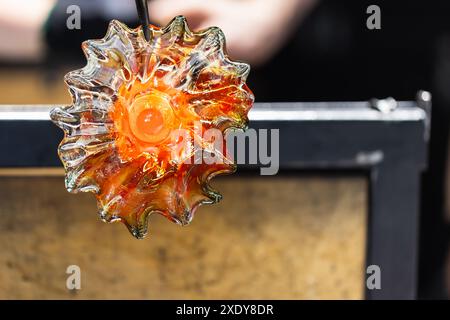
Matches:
[50,17,254,238]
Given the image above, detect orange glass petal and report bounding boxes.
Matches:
[50,17,254,238]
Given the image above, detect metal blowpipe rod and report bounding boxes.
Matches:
[135,0,151,41]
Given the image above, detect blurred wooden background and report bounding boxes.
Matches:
[0,174,367,299]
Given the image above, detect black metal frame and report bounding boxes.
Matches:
[0,93,430,299]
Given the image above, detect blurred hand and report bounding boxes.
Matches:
[0,0,56,62]
[149,0,317,66]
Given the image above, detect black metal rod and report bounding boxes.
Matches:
[135,0,151,41]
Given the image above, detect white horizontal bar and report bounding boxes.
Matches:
[0,103,426,122]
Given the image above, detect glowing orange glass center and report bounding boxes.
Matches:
[128,93,174,144]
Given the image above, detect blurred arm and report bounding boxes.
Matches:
[0,0,56,62]
[149,0,318,66]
